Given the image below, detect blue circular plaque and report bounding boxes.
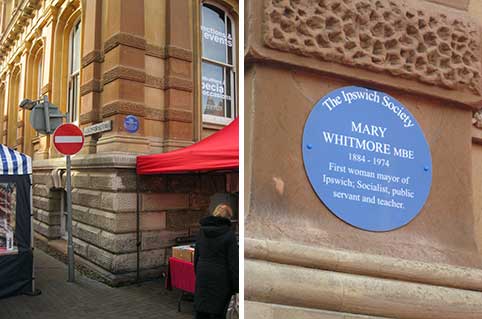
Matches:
[124,115,139,133]
[302,86,432,231]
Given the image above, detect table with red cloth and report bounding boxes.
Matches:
[166,256,196,311]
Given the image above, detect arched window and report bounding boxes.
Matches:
[201,3,236,125]
[7,68,20,148]
[29,43,43,144]
[67,20,81,123]
[36,52,43,99]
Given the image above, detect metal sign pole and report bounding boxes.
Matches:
[66,155,74,282]
[65,112,75,282]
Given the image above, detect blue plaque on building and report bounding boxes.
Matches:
[302,86,432,231]
[124,115,139,133]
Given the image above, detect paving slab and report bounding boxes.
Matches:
[0,250,193,319]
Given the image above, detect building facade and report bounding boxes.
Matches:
[0,0,238,285]
[245,0,482,318]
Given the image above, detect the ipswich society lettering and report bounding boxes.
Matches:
[302,86,432,231]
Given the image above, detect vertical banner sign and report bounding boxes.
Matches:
[302,86,432,231]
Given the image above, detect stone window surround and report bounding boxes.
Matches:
[200,0,238,127]
[6,65,20,149]
[67,19,81,124]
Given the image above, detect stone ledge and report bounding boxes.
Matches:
[145,44,193,62]
[104,32,146,54]
[103,65,146,86]
[246,301,391,319]
[246,259,482,319]
[81,50,104,68]
[425,0,469,11]
[245,237,482,293]
[80,79,102,96]
[246,0,482,108]
[71,170,137,192]
[32,153,137,170]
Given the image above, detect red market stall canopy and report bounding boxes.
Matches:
[136,118,238,175]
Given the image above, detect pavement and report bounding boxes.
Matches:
[0,249,194,319]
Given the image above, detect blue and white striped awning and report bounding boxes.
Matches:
[0,145,32,175]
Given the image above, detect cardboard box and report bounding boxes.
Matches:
[172,245,195,263]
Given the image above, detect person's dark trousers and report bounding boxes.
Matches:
[195,311,224,319]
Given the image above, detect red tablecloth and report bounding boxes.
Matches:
[166,257,196,294]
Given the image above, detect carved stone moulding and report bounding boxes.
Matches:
[256,0,482,108]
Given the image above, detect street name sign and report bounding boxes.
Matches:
[83,120,112,136]
[302,86,432,231]
[53,123,85,156]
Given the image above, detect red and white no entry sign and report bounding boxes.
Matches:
[53,123,85,155]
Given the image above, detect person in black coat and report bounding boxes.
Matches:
[194,204,238,319]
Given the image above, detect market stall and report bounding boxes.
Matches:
[0,145,36,298]
[136,118,239,310]
[137,117,238,174]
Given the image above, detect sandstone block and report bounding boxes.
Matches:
[141,193,189,211]
[101,191,137,212]
[200,174,226,194]
[34,220,60,239]
[97,230,137,254]
[168,57,191,78]
[32,172,52,186]
[33,184,61,199]
[71,172,91,189]
[167,175,199,193]
[141,231,161,250]
[73,237,89,257]
[112,248,166,273]
[33,195,61,212]
[73,206,137,233]
[35,208,61,225]
[140,211,166,231]
[159,229,189,248]
[73,222,137,254]
[139,175,168,193]
[90,171,137,191]
[71,188,101,209]
[87,243,114,271]
[73,221,101,245]
[189,193,210,210]
[166,210,207,231]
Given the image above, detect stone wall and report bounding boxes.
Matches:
[32,154,234,285]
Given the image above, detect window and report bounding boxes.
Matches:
[36,54,43,99]
[7,69,20,148]
[33,49,43,138]
[67,20,80,123]
[201,3,236,125]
